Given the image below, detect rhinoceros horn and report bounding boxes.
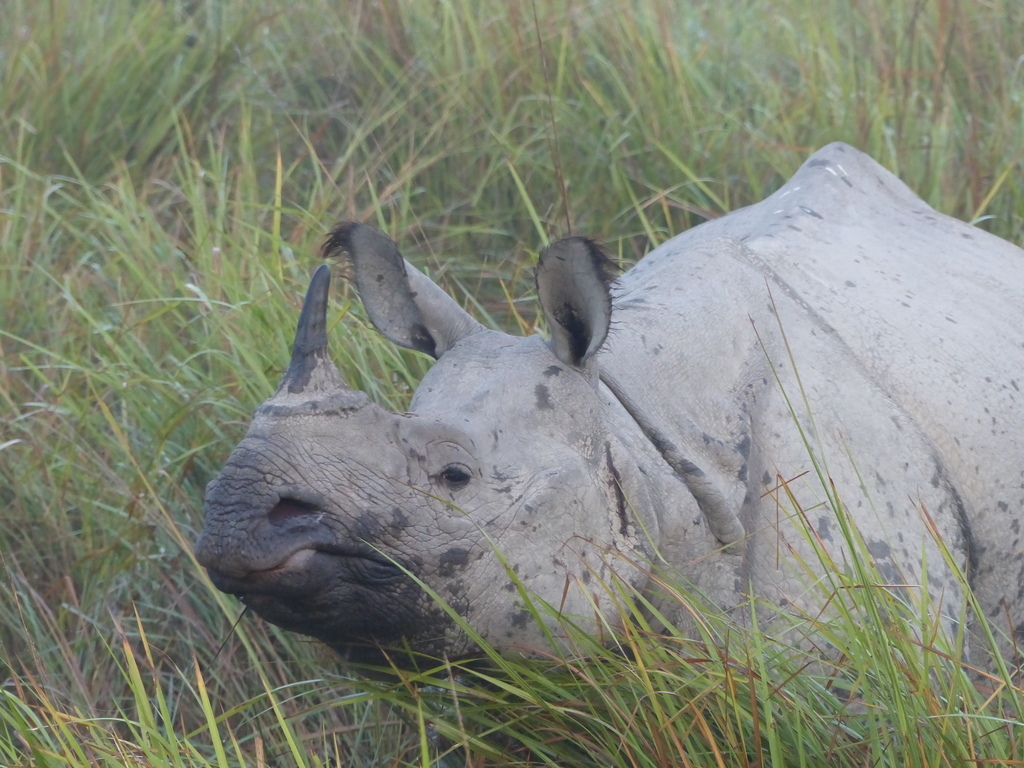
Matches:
[279,265,339,392]
[262,264,371,415]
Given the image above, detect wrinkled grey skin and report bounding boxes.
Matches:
[196,143,1024,667]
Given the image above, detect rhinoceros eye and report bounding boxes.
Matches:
[439,464,471,490]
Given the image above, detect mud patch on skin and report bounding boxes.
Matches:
[438,547,470,577]
[535,383,553,410]
[817,516,834,543]
[510,608,531,629]
[388,507,409,536]
[867,540,891,560]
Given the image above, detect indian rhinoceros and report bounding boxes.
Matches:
[195,143,1024,668]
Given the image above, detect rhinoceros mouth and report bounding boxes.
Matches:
[205,546,432,662]
[205,546,405,600]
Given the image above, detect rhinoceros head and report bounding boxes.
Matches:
[195,224,657,665]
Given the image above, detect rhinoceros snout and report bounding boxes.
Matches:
[199,487,324,566]
[198,478,409,598]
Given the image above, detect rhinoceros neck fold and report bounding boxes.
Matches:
[599,370,746,547]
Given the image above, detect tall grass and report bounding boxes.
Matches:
[1,0,1022,764]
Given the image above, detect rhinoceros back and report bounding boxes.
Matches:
[604,142,1024,654]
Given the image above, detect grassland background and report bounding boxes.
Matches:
[2,0,1023,765]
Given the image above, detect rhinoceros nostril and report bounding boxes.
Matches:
[268,497,321,526]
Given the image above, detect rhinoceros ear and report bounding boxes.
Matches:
[322,223,482,358]
[536,237,615,368]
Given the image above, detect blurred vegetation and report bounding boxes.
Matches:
[1,0,1022,764]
